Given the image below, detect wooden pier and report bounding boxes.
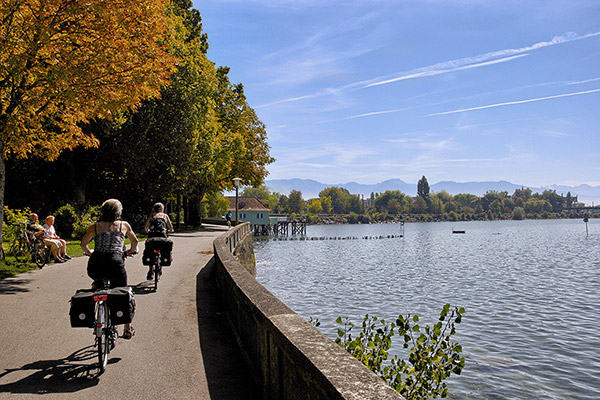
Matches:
[251,220,307,237]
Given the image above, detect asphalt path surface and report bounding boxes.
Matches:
[0,225,260,400]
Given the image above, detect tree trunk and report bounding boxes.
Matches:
[0,151,5,251]
[188,195,202,226]
[176,194,181,231]
[187,187,207,227]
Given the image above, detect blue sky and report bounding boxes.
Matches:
[195,0,600,187]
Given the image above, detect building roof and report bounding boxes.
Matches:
[227,196,270,211]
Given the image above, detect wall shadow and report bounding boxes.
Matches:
[196,258,261,400]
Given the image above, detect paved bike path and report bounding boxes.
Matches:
[0,225,260,400]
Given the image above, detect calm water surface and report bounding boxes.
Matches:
[254,219,600,400]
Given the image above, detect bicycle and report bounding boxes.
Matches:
[72,253,136,372]
[93,279,118,373]
[8,223,51,268]
[149,249,162,292]
[143,237,173,292]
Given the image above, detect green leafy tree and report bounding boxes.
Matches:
[481,191,508,212]
[411,197,427,214]
[512,206,526,220]
[512,187,532,204]
[417,176,430,203]
[319,187,352,214]
[566,191,573,208]
[541,190,563,213]
[243,185,278,211]
[453,193,479,211]
[287,190,304,214]
[387,199,401,214]
[202,192,229,218]
[525,198,547,215]
[374,190,408,214]
[277,194,289,214]
[429,196,443,214]
[433,190,452,205]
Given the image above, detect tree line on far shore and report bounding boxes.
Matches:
[241,176,592,223]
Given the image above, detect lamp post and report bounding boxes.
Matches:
[233,177,241,223]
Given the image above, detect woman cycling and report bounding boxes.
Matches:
[144,202,174,238]
[144,202,173,280]
[80,199,138,339]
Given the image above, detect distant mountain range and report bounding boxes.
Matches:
[264,178,600,206]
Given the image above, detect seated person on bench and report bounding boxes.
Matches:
[44,215,71,260]
[29,213,65,263]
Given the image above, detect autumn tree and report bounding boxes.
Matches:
[9,1,275,226]
[0,0,177,242]
[321,196,332,214]
[308,198,323,214]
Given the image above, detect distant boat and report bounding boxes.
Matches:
[452,229,466,234]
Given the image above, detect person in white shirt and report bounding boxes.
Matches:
[44,215,71,261]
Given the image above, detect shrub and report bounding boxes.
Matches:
[3,206,31,242]
[335,304,465,399]
[54,204,78,238]
[73,206,101,240]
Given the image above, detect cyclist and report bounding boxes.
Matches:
[144,202,173,280]
[80,199,138,339]
[226,210,232,228]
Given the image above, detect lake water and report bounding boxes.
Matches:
[254,219,600,400]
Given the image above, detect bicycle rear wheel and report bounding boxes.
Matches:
[154,264,160,291]
[31,243,46,268]
[97,302,110,372]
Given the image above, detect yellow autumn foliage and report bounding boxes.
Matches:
[0,0,179,160]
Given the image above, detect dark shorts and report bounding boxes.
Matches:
[87,251,127,288]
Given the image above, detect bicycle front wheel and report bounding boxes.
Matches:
[9,237,29,263]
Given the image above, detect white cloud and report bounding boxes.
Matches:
[363,55,529,88]
[361,31,600,88]
[260,31,600,109]
[536,130,567,137]
[428,88,600,116]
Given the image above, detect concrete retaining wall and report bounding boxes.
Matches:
[213,222,404,400]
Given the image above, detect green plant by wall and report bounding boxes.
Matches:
[335,304,465,399]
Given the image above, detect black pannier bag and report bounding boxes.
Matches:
[107,286,135,325]
[70,289,104,328]
[142,237,174,266]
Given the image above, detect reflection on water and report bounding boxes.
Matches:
[255,219,600,400]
